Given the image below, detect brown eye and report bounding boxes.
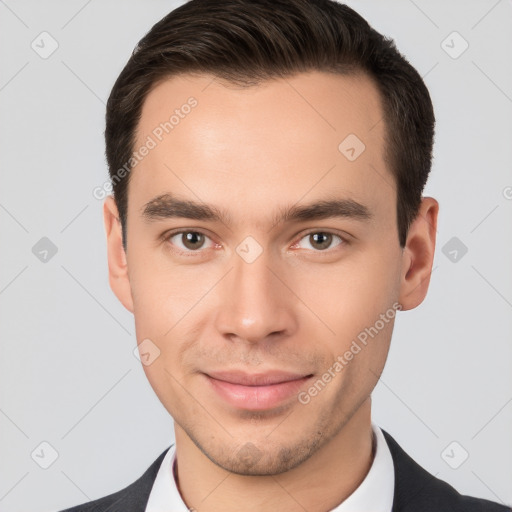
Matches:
[309,232,333,250]
[181,232,205,250]
[166,230,214,252]
[295,231,345,252]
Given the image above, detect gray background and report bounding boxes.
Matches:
[0,1,511,511]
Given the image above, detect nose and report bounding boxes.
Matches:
[214,246,298,345]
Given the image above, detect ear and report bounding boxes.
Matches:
[398,197,439,311]
[103,195,134,313]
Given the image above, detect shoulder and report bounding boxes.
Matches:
[381,429,510,512]
[56,446,171,512]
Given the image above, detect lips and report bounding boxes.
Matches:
[204,370,313,411]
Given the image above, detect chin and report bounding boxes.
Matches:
[194,432,324,476]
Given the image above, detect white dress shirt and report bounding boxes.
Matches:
[145,421,394,511]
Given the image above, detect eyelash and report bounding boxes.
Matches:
[161,229,349,256]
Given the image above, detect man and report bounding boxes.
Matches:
[60,0,510,510]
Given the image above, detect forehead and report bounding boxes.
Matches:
[129,71,393,230]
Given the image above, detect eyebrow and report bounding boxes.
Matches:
[141,193,373,227]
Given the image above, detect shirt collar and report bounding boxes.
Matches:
[145,422,394,512]
[331,422,394,511]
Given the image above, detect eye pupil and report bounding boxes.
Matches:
[310,232,332,250]
[183,232,204,250]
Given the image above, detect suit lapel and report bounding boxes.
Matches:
[101,447,170,512]
[382,429,459,512]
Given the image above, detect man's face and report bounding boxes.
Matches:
[118,71,405,474]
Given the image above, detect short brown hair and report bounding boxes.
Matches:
[105,0,435,249]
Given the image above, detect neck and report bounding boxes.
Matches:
[173,398,375,512]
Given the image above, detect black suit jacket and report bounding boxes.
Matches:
[58,429,510,511]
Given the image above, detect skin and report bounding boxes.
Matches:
[104,71,438,511]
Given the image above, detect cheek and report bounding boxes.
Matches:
[128,254,206,335]
[128,257,212,376]
[138,357,187,420]
[288,253,399,347]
